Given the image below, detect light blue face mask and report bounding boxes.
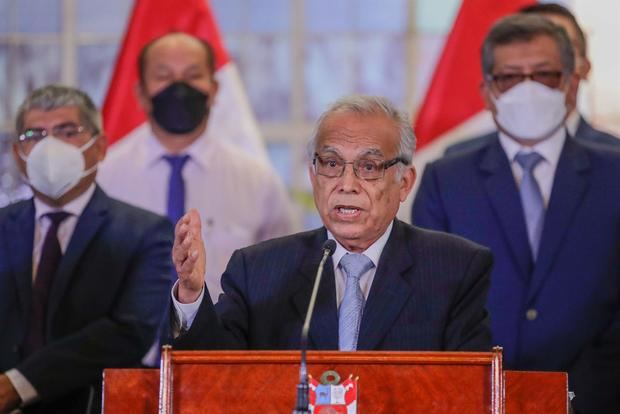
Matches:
[19,135,99,199]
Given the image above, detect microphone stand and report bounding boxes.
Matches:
[292,240,335,414]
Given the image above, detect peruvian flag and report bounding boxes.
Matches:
[102,0,266,158]
[398,0,535,221]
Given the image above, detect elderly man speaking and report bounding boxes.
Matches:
[170,95,492,352]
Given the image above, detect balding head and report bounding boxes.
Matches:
[138,32,216,87]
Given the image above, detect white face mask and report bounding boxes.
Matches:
[492,80,568,141]
[19,136,99,200]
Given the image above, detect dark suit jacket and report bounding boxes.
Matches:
[412,135,620,413]
[175,219,492,353]
[0,186,174,414]
[444,116,620,156]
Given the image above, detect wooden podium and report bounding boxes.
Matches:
[103,347,568,413]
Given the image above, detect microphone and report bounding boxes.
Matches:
[292,239,337,414]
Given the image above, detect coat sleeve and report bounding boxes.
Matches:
[173,249,250,350]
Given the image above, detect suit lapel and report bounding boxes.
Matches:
[527,140,590,301]
[47,187,109,324]
[291,229,338,350]
[480,138,533,279]
[6,200,35,323]
[357,220,415,350]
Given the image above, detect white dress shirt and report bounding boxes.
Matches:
[5,185,96,407]
[498,128,566,206]
[98,123,296,303]
[171,222,394,332]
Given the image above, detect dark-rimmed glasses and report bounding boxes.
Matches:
[488,70,564,93]
[313,153,406,180]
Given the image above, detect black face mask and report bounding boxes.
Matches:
[150,81,209,134]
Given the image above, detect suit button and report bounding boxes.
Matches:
[12,344,19,353]
[526,309,538,321]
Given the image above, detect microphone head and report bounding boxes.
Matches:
[323,239,337,256]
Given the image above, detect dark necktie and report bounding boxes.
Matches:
[24,211,70,356]
[338,253,374,351]
[163,154,191,225]
[515,151,545,259]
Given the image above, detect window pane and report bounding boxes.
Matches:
[266,142,293,186]
[211,0,246,32]
[416,0,460,34]
[414,34,447,105]
[17,0,61,33]
[249,0,290,33]
[304,36,355,120]
[237,36,291,121]
[356,34,407,108]
[357,0,408,32]
[77,44,121,107]
[76,0,133,35]
[305,0,354,33]
[0,1,12,33]
[10,44,62,120]
[0,46,9,122]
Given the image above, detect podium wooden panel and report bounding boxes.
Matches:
[103,349,568,413]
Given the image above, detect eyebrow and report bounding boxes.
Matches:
[317,146,385,158]
[497,62,556,72]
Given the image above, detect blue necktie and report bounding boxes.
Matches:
[515,151,545,259]
[24,211,70,356]
[163,154,190,225]
[338,253,374,351]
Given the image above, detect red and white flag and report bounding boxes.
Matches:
[102,0,266,159]
[399,0,535,221]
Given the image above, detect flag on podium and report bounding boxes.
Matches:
[102,0,267,158]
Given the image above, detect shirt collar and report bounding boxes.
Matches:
[144,124,217,170]
[498,127,566,167]
[327,221,394,269]
[33,183,96,221]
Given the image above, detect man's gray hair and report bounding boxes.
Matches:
[481,14,575,77]
[15,85,102,134]
[307,95,416,165]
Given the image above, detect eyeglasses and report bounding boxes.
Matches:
[488,71,564,93]
[17,124,96,145]
[313,153,407,180]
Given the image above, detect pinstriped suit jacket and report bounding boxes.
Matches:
[175,219,492,352]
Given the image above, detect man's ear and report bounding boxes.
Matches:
[95,133,108,161]
[481,80,496,114]
[11,142,26,176]
[209,79,219,105]
[399,166,416,202]
[579,56,592,81]
[135,82,151,113]
[565,72,580,113]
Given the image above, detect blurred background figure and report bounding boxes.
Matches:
[444,2,620,155]
[97,32,295,305]
[0,85,173,414]
[413,15,620,413]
